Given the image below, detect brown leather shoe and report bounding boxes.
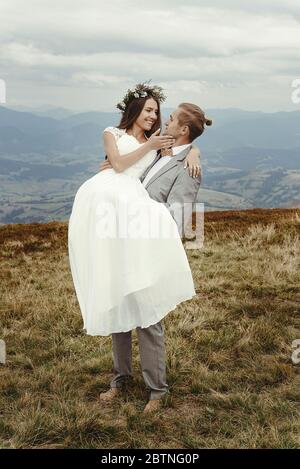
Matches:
[99,387,119,402]
[143,399,161,414]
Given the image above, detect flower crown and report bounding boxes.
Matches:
[116,80,166,112]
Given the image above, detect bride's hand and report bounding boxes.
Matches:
[184,145,201,178]
[147,128,176,151]
[99,159,113,171]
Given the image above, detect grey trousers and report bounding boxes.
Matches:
[110,321,169,400]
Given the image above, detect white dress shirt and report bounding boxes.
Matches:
[142,143,191,187]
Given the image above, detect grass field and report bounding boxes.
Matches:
[0,208,299,448]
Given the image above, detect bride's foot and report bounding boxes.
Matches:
[99,387,120,402]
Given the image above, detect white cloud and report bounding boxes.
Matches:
[0,0,299,111]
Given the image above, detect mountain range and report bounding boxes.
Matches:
[0,105,299,223]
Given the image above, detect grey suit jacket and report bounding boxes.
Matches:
[139,146,202,237]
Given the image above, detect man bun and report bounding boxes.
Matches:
[178,103,212,140]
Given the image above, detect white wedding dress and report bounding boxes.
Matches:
[68,126,196,336]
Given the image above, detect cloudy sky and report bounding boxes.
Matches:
[0,0,300,112]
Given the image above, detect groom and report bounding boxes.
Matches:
[99,103,204,413]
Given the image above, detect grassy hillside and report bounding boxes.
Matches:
[0,208,299,448]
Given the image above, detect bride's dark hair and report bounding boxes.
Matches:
[117,95,162,137]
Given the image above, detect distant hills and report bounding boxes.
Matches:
[0,105,299,223]
[1,106,300,154]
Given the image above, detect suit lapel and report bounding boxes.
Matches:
[144,145,192,189]
[141,151,162,181]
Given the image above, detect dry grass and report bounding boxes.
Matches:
[0,208,300,448]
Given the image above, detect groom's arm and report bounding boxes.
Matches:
[164,166,202,238]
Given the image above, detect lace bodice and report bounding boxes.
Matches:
[103,126,157,179]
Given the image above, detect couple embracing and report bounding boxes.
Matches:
[68,81,212,413]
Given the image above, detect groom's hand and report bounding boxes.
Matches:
[99,160,113,171]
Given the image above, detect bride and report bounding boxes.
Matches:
[68,82,201,336]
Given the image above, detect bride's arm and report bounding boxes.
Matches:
[103,130,174,173]
[103,132,151,172]
[183,145,201,178]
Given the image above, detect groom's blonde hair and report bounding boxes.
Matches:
[177,103,212,142]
